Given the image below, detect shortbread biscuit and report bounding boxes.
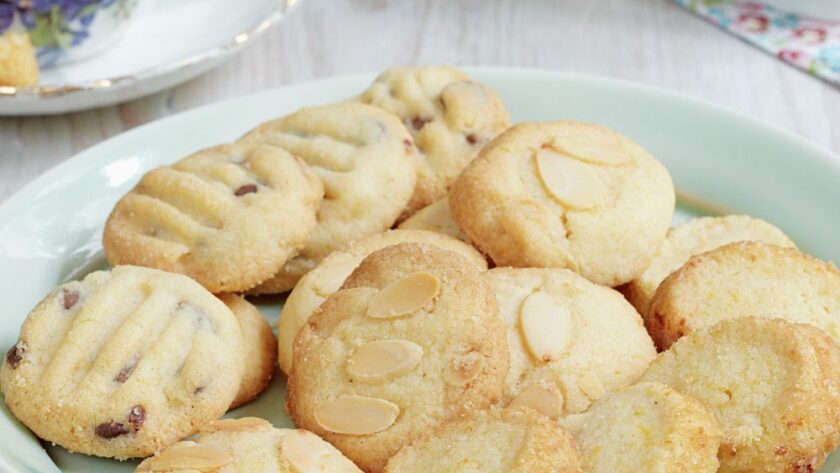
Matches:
[240,103,417,294]
[560,382,721,473]
[0,31,39,86]
[385,407,581,473]
[277,229,487,375]
[219,294,276,409]
[0,266,243,459]
[646,241,840,350]
[622,215,795,315]
[136,417,362,472]
[450,121,674,287]
[640,317,840,473]
[397,199,467,241]
[103,143,323,293]
[357,66,511,218]
[287,243,508,472]
[487,268,655,418]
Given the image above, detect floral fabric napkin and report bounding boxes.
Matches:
[673,0,840,86]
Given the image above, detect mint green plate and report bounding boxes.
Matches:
[1,68,838,472]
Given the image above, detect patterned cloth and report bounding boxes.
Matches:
[673,0,840,86]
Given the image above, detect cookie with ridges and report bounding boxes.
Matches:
[397,198,468,241]
[646,241,839,350]
[103,143,323,293]
[560,382,721,473]
[450,121,675,287]
[640,317,840,473]
[136,417,362,472]
[487,268,655,418]
[219,294,276,409]
[385,406,582,473]
[0,31,39,86]
[240,103,417,294]
[287,243,508,472]
[277,229,487,375]
[357,66,511,219]
[622,215,795,315]
[0,266,243,459]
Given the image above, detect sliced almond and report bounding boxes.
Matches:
[554,132,632,166]
[144,443,231,472]
[535,148,606,210]
[519,291,570,363]
[204,417,272,433]
[578,372,605,401]
[510,384,564,419]
[281,429,350,472]
[347,339,423,383]
[443,351,483,386]
[367,272,440,319]
[316,257,363,295]
[314,395,399,435]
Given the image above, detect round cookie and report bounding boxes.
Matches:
[136,417,362,473]
[640,317,840,473]
[449,121,675,287]
[277,229,487,375]
[384,407,582,473]
[397,198,467,241]
[560,382,721,473]
[239,103,417,294]
[622,215,795,315]
[103,143,323,293]
[0,266,243,459]
[218,294,276,409]
[487,268,656,418]
[646,241,840,350]
[357,66,511,218]
[286,243,508,472]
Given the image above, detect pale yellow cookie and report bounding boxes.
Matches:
[357,66,511,219]
[136,417,362,472]
[487,268,655,418]
[450,121,675,287]
[103,143,323,293]
[277,229,487,375]
[218,294,276,409]
[622,215,795,315]
[385,407,582,473]
[560,382,721,473]
[287,243,508,472]
[640,317,840,473]
[240,103,417,294]
[0,266,243,459]
[397,198,467,241]
[646,241,840,350]
[0,31,38,87]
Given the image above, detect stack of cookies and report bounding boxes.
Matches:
[2,65,839,473]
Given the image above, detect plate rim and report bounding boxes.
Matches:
[0,0,299,101]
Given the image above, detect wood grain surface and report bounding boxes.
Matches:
[1,0,838,201]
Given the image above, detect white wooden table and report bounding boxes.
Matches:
[1,0,838,202]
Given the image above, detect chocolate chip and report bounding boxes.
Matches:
[194,386,205,395]
[234,184,258,196]
[128,405,145,430]
[5,342,25,369]
[411,117,430,131]
[114,365,134,384]
[95,422,129,439]
[466,134,478,145]
[62,289,80,310]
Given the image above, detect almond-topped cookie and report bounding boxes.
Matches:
[385,407,582,473]
[277,229,487,375]
[449,121,675,287]
[286,243,508,472]
[0,266,243,459]
[356,66,511,219]
[397,199,467,241]
[239,103,418,294]
[103,143,324,293]
[136,417,362,473]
